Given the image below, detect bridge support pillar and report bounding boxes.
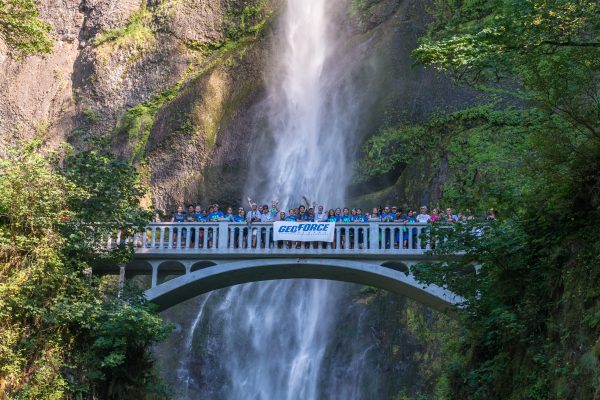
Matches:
[118,264,125,297]
[151,262,159,288]
[183,260,193,275]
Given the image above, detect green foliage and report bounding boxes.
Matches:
[94,4,154,52]
[0,141,171,399]
[350,0,384,20]
[226,0,270,42]
[0,0,54,57]
[413,0,600,138]
[84,108,101,125]
[114,84,181,163]
[186,0,271,53]
[358,104,533,213]
[369,1,600,398]
[62,142,152,263]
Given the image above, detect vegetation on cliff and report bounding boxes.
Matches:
[0,141,171,399]
[0,0,53,57]
[361,0,600,398]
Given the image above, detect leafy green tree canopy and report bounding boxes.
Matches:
[414,0,600,140]
[0,141,170,399]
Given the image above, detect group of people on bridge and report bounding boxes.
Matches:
[165,196,496,225]
[149,196,496,250]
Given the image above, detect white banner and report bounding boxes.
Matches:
[273,221,335,242]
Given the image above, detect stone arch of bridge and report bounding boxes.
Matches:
[142,258,463,315]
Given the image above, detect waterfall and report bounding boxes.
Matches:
[262,0,349,206]
[174,0,373,398]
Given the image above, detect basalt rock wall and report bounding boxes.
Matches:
[0,0,474,212]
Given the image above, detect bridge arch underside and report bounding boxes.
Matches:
[142,259,464,315]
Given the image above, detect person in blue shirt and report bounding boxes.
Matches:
[340,208,352,223]
[171,206,187,247]
[233,207,246,222]
[172,206,186,223]
[325,209,337,249]
[394,210,407,248]
[339,208,352,248]
[204,204,224,247]
[196,209,209,222]
[333,208,342,222]
[352,208,368,222]
[208,204,225,222]
[296,205,309,222]
[224,206,235,221]
[353,208,368,249]
[193,205,203,221]
[326,209,337,222]
[381,206,395,222]
[285,209,297,221]
[232,208,246,248]
[379,206,395,248]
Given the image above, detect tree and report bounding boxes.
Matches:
[0,141,170,399]
[392,1,600,398]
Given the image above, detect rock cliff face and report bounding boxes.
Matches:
[0,0,474,212]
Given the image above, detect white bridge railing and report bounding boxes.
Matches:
[109,222,434,255]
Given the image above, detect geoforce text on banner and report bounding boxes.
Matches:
[272,222,335,242]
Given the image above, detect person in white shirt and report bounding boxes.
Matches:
[416,206,430,224]
[246,197,261,247]
[316,205,328,222]
[259,204,276,222]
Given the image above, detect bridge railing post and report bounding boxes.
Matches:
[369,223,379,250]
[218,222,229,250]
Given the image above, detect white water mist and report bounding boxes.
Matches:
[177,0,371,398]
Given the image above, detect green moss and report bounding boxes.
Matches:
[94,4,155,63]
[115,84,180,163]
[350,0,384,24]
[185,0,272,55]
[83,108,101,124]
[115,34,256,163]
[94,5,154,46]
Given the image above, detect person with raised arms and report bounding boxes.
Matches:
[316,205,328,222]
[296,205,309,222]
[245,197,261,248]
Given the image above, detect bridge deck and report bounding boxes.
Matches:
[96,222,464,314]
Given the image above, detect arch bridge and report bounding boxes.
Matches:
[94,222,465,313]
